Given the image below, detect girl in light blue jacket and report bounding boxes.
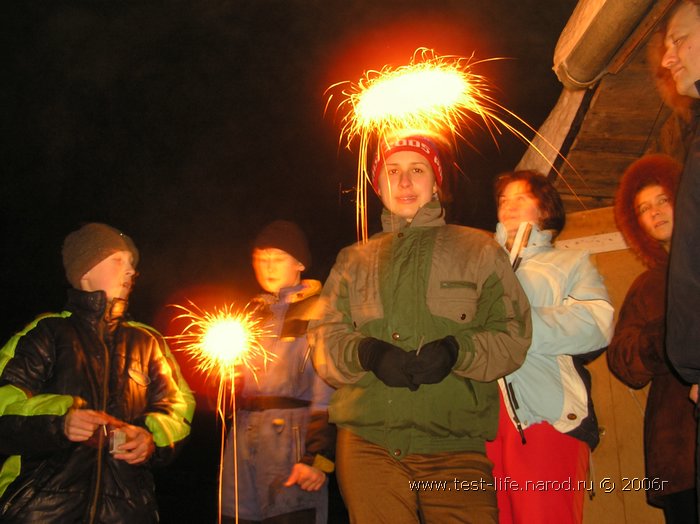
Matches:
[485,171,614,524]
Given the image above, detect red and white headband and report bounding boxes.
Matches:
[371,135,443,191]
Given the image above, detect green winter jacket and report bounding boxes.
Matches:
[310,201,531,458]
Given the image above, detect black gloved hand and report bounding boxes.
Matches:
[408,336,459,386]
[358,337,418,390]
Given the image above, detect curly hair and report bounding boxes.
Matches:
[614,154,681,268]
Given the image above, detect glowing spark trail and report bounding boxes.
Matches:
[326,47,576,241]
[169,300,271,524]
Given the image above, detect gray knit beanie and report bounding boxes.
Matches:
[62,223,139,288]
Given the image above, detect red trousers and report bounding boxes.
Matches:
[485,395,590,524]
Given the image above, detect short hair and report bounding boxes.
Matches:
[650,0,700,119]
[494,170,566,237]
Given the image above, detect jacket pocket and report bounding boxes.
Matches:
[348,301,382,330]
[0,458,53,520]
[427,282,478,324]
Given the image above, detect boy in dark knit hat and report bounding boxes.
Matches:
[0,222,195,523]
[221,220,335,524]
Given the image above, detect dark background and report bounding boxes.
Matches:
[1,1,577,522]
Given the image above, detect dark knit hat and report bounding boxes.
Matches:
[253,220,311,269]
[62,223,139,288]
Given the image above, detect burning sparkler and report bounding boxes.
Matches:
[326,47,573,241]
[169,300,271,524]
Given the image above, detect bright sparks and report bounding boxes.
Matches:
[345,52,488,143]
[326,48,571,241]
[169,301,270,384]
[168,300,271,524]
[354,67,476,129]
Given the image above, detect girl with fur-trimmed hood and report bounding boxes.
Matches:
[608,154,697,522]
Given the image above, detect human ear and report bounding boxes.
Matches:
[79,273,91,291]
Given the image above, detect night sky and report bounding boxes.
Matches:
[2,1,576,521]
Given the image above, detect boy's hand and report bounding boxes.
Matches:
[112,424,156,465]
[283,463,326,491]
[64,409,111,442]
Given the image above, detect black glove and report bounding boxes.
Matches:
[358,338,418,390]
[408,336,459,386]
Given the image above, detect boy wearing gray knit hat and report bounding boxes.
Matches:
[0,222,195,522]
[62,222,139,292]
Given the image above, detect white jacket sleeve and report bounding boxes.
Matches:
[528,252,613,356]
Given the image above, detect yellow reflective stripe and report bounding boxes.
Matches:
[145,411,191,447]
[1,390,74,417]
[125,321,195,446]
[0,456,21,498]
[0,385,27,415]
[0,312,71,374]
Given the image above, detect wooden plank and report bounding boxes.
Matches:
[561,208,664,524]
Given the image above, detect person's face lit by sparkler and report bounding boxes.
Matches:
[662,1,700,99]
[376,150,438,221]
[252,248,304,295]
[635,184,674,248]
[497,180,542,249]
[79,250,136,300]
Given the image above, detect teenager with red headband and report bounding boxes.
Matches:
[310,132,532,523]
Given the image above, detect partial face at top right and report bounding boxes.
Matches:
[662,1,700,99]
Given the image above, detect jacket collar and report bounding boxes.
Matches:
[65,288,128,323]
[256,279,322,307]
[495,222,553,254]
[380,200,446,232]
[279,279,321,304]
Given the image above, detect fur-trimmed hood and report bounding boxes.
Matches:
[614,154,681,268]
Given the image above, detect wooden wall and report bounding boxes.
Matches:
[558,207,664,523]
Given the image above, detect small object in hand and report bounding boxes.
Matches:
[109,428,127,454]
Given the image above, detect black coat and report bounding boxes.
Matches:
[0,289,193,523]
[668,104,700,384]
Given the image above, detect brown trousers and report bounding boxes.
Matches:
[336,429,498,524]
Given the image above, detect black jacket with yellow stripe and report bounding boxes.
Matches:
[0,289,195,523]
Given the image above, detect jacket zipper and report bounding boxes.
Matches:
[88,323,111,523]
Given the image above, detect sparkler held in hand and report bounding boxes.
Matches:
[169,300,270,524]
[170,301,269,401]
